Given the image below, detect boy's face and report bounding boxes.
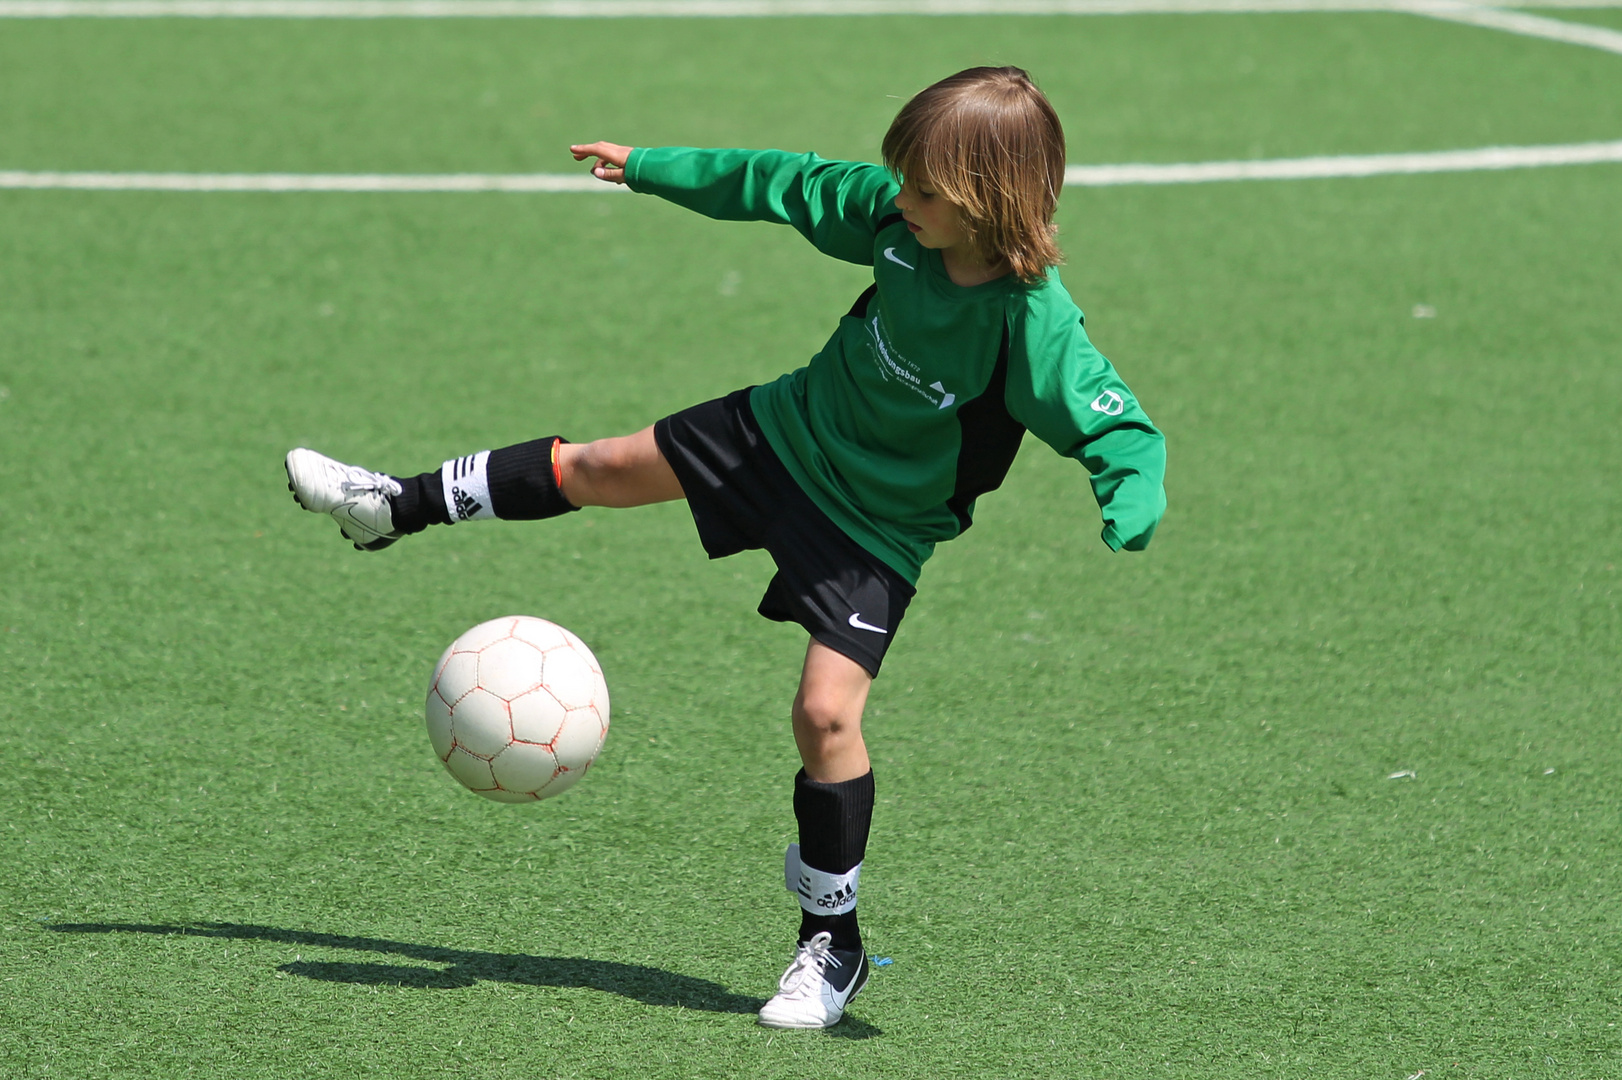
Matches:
[894,177,971,254]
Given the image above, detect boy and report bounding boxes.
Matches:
[286,66,1166,1029]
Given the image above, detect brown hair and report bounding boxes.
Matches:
[881,66,1066,284]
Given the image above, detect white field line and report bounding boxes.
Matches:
[0,171,620,192]
[0,0,1617,16]
[4,141,1620,194]
[1064,139,1622,183]
[1414,3,1622,53]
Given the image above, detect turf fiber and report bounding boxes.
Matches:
[2,10,1620,1079]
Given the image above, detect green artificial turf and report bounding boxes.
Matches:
[5,12,1622,175]
[2,10,1621,1079]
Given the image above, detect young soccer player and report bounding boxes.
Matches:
[285,66,1166,1029]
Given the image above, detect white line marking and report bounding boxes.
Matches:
[1063,139,1622,184]
[0,0,1617,17]
[1414,3,1622,54]
[3,142,1619,193]
[0,171,626,191]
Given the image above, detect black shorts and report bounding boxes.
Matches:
[653,388,915,677]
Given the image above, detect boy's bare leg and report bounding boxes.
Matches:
[288,424,684,549]
[556,426,685,508]
[792,640,873,783]
[766,637,873,1029]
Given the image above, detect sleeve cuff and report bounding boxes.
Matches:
[1101,521,1157,552]
[623,146,648,192]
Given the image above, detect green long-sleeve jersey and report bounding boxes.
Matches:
[625,146,1167,585]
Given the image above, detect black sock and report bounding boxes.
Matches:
[389,472,451,534]
[793,768,875,952]
[386,436,578,534]
[486,437,579,520]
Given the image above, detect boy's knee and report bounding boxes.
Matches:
[562,437,637,502]
[558,427,679,510]
[792,691,860,743]
[575,437,630,478]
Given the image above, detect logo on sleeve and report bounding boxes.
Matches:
[1090,390,1125,416]
[882,247,915,270]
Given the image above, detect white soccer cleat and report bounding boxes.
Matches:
[757,931,870,1030]
[285,448,403,551]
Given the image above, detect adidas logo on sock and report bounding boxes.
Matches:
[798,874,857,912]
[786,846,862,917]
[452,485,484,522]
[440,450,493,523]
[813,884,856,911]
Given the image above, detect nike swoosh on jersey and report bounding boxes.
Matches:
[847,613,888,634]
[882,247,914,270]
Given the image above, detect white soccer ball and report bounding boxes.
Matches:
[425,616,610,803]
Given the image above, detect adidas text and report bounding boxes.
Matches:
[452,485,484,521]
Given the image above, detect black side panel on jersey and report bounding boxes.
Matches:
[845,283,879,320]
[946,325,1026,535]
[846,214,908,320]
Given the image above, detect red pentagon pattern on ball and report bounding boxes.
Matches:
[425,616,610,802]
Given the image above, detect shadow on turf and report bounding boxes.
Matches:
[51,921,774,1014]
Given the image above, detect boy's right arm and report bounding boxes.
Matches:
[573,142,899,267]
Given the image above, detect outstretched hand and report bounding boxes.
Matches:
[570,142,634,185]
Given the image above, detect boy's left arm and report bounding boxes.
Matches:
[1007,299,1167,552]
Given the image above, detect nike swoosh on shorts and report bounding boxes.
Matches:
[847,613,888,634]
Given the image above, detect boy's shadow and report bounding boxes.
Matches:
[47,922,882,1036]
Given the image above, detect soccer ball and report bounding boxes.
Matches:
[425,616,610,802]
